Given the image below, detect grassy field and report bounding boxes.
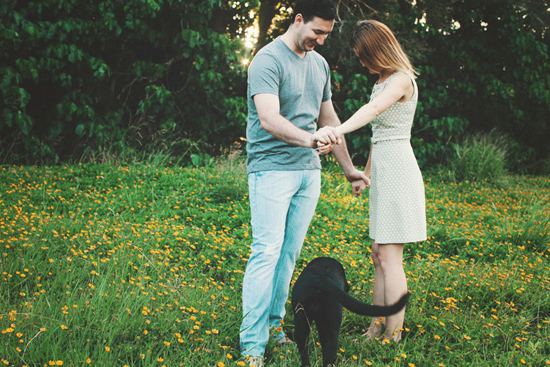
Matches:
[1,158,549,367]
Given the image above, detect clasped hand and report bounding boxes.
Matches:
[312,126,342,156]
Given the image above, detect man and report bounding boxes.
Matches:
[240,1,369,365]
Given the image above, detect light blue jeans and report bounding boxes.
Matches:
[240,169,321,357]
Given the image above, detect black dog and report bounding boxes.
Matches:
[291,257,409,367]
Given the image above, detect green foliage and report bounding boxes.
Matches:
[412,0,550,173]
[439,130,509,183]
[1,0,549,173]
[320,0,550,172]
[0,0,257,163]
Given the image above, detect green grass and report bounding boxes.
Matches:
[1,158,549,367]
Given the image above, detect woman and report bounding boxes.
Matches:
[314,20,427,343]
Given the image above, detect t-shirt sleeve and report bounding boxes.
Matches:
[248,53,280,98]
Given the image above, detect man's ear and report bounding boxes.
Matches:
[294,13,303,27]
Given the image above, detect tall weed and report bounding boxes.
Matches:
[443,130,509,183]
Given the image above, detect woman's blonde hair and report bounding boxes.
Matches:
[350,20,417,76]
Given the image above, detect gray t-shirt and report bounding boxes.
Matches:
[246,37,332,173]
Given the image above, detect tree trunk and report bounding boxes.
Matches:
[254,0,279,54]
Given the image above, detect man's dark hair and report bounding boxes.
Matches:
[291,0,337,23]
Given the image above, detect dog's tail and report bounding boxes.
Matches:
[318,276,409,316]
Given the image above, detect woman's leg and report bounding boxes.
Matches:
[364,240,385,340]
[377,243,407,342]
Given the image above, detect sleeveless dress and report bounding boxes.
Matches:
[368,71,427,244]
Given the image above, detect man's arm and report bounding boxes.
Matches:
[318,100,369,183]
[254,93,337,148]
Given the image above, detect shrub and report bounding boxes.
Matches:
[444,130,509,182]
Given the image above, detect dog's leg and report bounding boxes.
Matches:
[294,307,311,367]
[316,306,342,367]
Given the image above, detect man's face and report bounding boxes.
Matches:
[295,15,335,52]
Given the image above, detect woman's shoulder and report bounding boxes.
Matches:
[388,70,415,83]
[386,71,416,92]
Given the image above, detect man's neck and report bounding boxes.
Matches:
[280,31,306,58]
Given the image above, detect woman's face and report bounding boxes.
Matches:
[354,48,379,75]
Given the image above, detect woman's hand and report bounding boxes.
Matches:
[351,179,369,197]
[316,141,333,155]
[312,126,342,147]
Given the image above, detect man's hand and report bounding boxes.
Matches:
[343,168,370,185]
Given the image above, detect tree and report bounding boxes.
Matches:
[414,0,550,171]
[250,0,550,172]
[0,0,257,163]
